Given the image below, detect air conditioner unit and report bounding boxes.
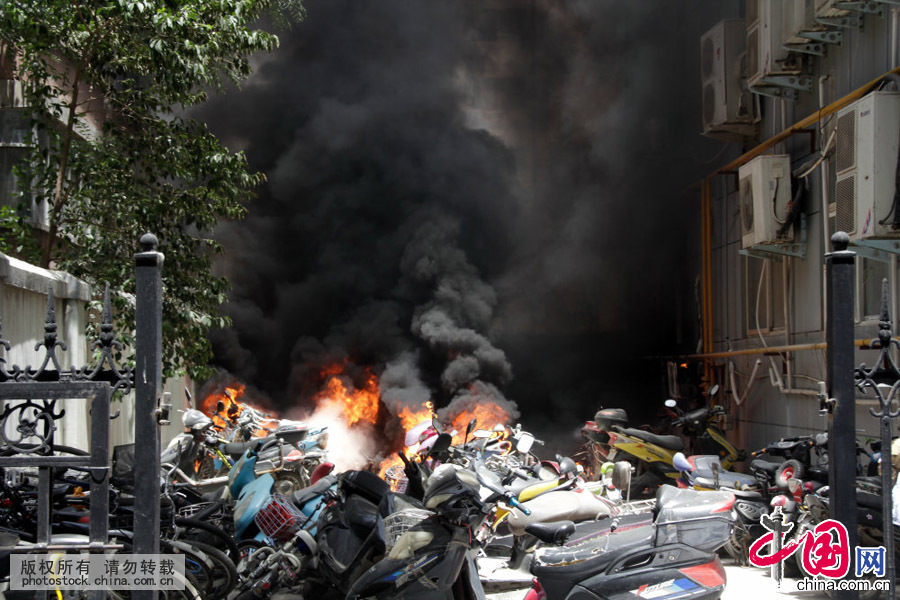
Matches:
[834,91,900,241]
[738,154,794,249]
[748,0,787,87]
[700,19,757,139]
[782,0,814,45]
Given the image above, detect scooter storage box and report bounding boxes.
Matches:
[594,408,628,429]
[654,486,734,552]
[341,469,390,505]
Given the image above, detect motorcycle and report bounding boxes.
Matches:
[227,441,335,546]
[347,445,533,600]
[521,484,736,600]
[581,385,743,498]
[795,480,900,599]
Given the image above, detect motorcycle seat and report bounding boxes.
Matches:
[857,489,882,511]
[749,458,783,475]
[292,474,337,507]
[613,427,684,451]
[222,440,257,458]
[689,457,759,490]
[532,523,656,577]
[525,521,575,546]
[857,476,882,489]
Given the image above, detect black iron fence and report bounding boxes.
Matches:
[0,234,163,600]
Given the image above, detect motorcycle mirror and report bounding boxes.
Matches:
[708,384,720,398]
[432,417,444,435]
[464,417,477,445]
[664,399,677,409]
[430,432,453,456]
[216,400,225,413]
[672,452,692,473]
[185,387,193,408]
[517,432,535,454]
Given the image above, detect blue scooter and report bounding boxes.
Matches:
[229,441,336,545]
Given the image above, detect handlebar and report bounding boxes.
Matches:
[506,496,531,516]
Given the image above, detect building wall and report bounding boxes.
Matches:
[702,1,900,454]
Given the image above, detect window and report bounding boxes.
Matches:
[859,257,890,321]
[745,255,785,334]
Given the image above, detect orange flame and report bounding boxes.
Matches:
[199,382,275,437]
[448,402,512,445]
[377,401,435,480]
[315,367,381,427]
[201,383,247,430]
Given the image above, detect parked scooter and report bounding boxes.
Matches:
[346,451,532,599]
[227,441,335,546]
[521,485,736,600]
[582,385,741,496]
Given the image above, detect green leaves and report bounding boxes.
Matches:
[0,0,303,378]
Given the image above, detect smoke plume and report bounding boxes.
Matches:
[199,0,741,450]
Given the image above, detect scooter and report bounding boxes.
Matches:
[346,442,533,600]
[228,441,335,546]
[581,385,741,497]
[521,484,736,600]
[671,451,776,565]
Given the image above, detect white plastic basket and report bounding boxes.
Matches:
[383,508,434,552]
[384,465,409,494]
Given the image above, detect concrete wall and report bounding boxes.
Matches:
[703,2,900,456]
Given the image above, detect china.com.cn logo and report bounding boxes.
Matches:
[747,507,888,587]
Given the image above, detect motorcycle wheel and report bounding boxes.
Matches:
[775,460,805,490]
[723,521,749,565]
[273,472,305,495]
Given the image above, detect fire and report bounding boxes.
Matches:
[315,368,381,426]
[201,382,247,430]
[398,401,434,431]
[448,401,512,445]
[199,382,275,437]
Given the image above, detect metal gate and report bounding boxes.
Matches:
[0,234,163,600]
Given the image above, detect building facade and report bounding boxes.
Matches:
[695,0,900,453]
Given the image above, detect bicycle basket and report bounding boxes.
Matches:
[384,465,408,494]
[177,501,225,521]
[255,494,305,541]
[383,508,434,553]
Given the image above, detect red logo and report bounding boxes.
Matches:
[749,518,850,578]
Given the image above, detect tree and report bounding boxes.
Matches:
[0,0,302,378]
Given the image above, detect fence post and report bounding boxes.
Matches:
[825,231,858,598]
[133,233,163,600]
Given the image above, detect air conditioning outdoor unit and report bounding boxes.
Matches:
[834,91,900,242]
[739,154,794,249]
[782,0,814,45]
[700,19,757,140]
[747,0,788,88]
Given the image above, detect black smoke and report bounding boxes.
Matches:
[198,0,741,451]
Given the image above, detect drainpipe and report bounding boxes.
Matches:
[892,9,900,351]
[819,74,831,335]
